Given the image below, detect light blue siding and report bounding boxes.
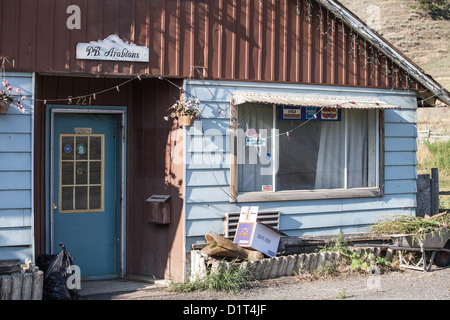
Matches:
[279,208,416,232]
[0,115,33,133]
[384,109,416,123]
[0,153,31,171]
[0,72,34,262]
[0,133,31,151]
[384,180,417,194]
[186,186,230,203]
[186,169,230,187]
[384,166,417,180]
[0,191,31,208]
[384,123,417,137]
[0,209,31,227]
[186,152,229,169]
[187,119,230,136]
[183,80,418,250]
[0,247,32,262]
[0,172,31,189]
[186,134,229,153]
[385,137,417,152]
[385,152,417,166]
[0,228,31,246]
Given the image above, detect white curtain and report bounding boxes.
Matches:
[347,110,368,188]
[314,118,346,189]
[315,109,377,189]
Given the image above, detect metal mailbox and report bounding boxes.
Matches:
[145,195,171,225]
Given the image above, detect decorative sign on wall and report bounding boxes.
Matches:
[281,106,301,120]
[76,35,149,62]
[278,105,341,121]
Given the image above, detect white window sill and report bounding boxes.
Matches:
[234,187,382,202]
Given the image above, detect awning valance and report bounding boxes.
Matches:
[231,93,400,110]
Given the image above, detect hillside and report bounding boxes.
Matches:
[339,0,450,90]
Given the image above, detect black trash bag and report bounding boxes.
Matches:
[36,243,80,300]
[36,253,55,275]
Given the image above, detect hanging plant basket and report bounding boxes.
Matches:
[0,100,11,115]
[179,114,196,126]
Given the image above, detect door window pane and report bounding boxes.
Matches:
[90,136,102,160]
[61,187,74,211]
[61,162,74,185]
[75,136,88,160]
[61,136,74,161]
[89,161,102,185]
[89,186,102,210]
[75,161,88,185]
[75,186,88,210]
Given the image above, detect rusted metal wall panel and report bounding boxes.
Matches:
[0,0,423,89]
[34,75,185,280]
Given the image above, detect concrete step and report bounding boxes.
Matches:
[79,278,169,297]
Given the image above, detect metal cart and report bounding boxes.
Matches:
[354,228,450,272]
[389,228,450,272]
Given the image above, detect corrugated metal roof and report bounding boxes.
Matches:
[1,0,447,105]
[231,93,399,109]
[0,0,424,94]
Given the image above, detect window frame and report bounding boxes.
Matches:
[230,103,385,203]
[59,133,105,213]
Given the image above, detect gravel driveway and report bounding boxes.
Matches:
[90,267,450,301]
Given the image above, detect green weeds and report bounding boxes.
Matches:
[335,288,347,299]
[319,231,393,272]
[167,260,251,294]
[370,213,450,241]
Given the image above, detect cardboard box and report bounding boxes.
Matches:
[233,207,283,258]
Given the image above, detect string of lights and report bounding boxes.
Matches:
[296,0,418,91]
[1,0,446,115]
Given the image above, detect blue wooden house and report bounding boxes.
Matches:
[0,0,449,280]
[183,80,424,250]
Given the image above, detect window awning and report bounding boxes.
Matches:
[231,93,400,110]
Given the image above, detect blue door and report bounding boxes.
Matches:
[53,113,121,279]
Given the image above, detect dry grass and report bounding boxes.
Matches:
[417,140,450,210]
[416,143,433,167]
[417,108,450,132]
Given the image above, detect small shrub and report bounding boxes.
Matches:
[418,0,450,19]
[319,230,348,253]
[336,288,347,299]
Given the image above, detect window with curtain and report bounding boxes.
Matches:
[235,103,379,198]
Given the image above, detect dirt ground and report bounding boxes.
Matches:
[87,267,450,301]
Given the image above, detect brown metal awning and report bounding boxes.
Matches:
[231,93,400,110]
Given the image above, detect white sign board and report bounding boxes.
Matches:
[239,206,259,223]
[76,35,149,62]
